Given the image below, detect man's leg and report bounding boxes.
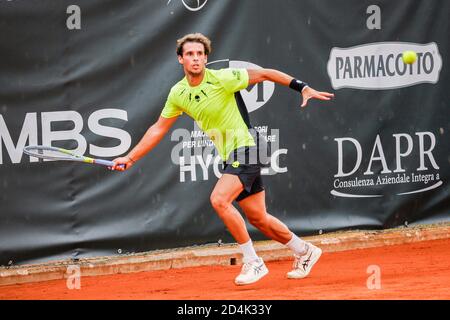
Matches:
[210,173,268,285]
[238,190,322,279]
[237,190,293,244]
[210,173,248,244]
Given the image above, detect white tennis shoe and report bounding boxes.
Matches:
[287,243,322,279]
[234,257,268,285]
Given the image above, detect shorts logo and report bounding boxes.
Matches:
[232,161,240,168]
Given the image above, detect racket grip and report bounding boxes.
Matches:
[95,159,126,169]
[95,159,116,167]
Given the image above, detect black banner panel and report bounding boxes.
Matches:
[0,0,448,265]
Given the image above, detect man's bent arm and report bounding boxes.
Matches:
[247,68,334,107]
[247,68,294,86]
[112,115,179,170]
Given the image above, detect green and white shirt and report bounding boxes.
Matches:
[161,68,255,161]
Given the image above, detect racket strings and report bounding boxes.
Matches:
[24,147,78,161]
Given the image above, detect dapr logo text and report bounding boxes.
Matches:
[332,132,442,198]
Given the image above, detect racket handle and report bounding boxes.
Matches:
[94,159,126,169]
[95,159,116,167]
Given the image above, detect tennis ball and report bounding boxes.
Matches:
[402,50,417,64]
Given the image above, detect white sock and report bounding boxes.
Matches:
[286,233,307,255]
[238,239,259,263]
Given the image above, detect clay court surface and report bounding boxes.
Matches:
[0,238,449,300]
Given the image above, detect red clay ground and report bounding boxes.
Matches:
[0,238,449,300]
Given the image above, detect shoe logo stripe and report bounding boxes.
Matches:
[302,253,313,271]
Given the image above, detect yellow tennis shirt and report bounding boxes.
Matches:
[161,68,256,161]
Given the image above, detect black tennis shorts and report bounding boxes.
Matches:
[221,161,264,202]
[220,139,270,202]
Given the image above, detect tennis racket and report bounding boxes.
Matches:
[23,145,124,169]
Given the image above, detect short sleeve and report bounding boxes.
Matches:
[161,91,183,118]
[216,68,249,93]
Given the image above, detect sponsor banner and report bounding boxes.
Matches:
[327,42,442,90]
[331,132,442,198]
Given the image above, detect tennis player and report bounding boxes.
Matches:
[112,33,334,285]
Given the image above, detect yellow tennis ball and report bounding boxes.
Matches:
[402,50,417,64]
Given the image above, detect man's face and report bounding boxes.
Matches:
[178,41,207,76]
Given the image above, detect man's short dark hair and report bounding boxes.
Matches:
[176,33,212,56]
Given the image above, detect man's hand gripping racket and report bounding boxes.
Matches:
[110,156,135,171]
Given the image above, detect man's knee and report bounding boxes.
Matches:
[210,193,229,212]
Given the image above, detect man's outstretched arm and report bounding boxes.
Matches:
[247,68,334,107]
[111,115,179,171]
